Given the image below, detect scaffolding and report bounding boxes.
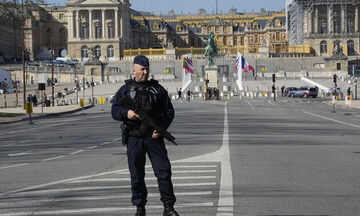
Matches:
[287,0,351,45]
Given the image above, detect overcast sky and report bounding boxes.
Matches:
[47,0,286,14]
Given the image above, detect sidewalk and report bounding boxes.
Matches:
[0,104,93,124]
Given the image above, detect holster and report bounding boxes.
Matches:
[120,123,130,145]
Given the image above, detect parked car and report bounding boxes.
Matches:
[289,86,318,98]
[326,87,343,97]
[284,87,298,96]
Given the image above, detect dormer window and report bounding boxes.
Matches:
[176,24,182,31]
[153,22,159,30]
[253,21,259,29]
[275,19,282,26]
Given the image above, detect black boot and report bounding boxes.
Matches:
[163,201,179,216]
[135,205,146,216]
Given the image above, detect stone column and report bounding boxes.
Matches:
[115,9,119,38]
[102,9,105,38]
[328,6,333,34]
[341,4,346,33]
[308,10,312,34]
[355,6,359,32]
[76,10,80,38]
[68,10,73,39]
[89,9,93,39]
[314,7,318,33]
[303,10,309,34]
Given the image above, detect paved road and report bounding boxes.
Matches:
[0,97,360,215]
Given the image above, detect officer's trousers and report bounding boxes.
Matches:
[127,136,176,206]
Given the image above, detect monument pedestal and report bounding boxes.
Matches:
[84,59,105,81]
[324,55,348,72]
[205,65,218,88]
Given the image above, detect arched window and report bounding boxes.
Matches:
[46,29,51,46]
[94,45,101,58]
[176,24,182,31]
[347,40,355,56]
[275,19,282,26]
[320,40,327,55]
[81,46,88,58]
[153,22,159,30]
[108,25,114,38]
[59,29,66,43]
[253,21,259,29]
[107,45,114,58]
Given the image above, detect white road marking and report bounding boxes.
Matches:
[41,156,65,162]
[100,141,110,145]
[303,111,360,128]
[0,163,29,170]
[116,170,217,175]
[172,165,218,168]
[8,152,32,157]
[247,101,255,110]
[9,183,216,196]
[112,137,121,142]
[0,203,213,216]
[68,176,216,183]
[69,150,85,155]
[0,192,212,207]
[174,101,234,216]
[87,145,97,149]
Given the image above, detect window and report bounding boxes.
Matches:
[253,21,259,29]
[320,40,327,54]
[59,14,63,20]
[347,20,354,33]
[94,11,101,19]
[81,46,88,58]
[176,24,182,31]
[107,45,114,57]
[347,40,355,56]
[81,25,88,39]
[95,25,102,38]
[334,21,341,33]
[320,20,327,33]
[94,45,101,58]
[46,29,51,46]
[59,29,66,43]
[153,22,159,30]
[234,37,238,46]
[276,32,280,41]
[108,25,114,38]
[275,19,282,26]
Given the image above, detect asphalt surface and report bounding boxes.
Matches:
[0,97,360,216]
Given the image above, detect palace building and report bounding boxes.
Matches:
[4,0,360,62]
[287,0,360,57]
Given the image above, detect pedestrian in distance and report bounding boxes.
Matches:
[32,94,38,107]
[347,87,351,96]
[27,94,33,103]
[111,55,179,216]
[177,88,182,100]
[186,89,191,101]
[281,85,285,97]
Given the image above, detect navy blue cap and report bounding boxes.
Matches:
[133,55,149,67]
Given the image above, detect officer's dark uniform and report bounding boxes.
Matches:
[111,57,178,216]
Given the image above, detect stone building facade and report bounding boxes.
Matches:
[288,0,360,57]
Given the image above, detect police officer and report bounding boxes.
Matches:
[111,55,179,216]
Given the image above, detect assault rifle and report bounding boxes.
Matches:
[119,95,178,145]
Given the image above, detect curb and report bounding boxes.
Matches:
[0,105,94,125]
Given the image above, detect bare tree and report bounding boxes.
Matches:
[0,0,45,107]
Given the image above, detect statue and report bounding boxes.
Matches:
[204,32,218,65]
[332,40,344,56]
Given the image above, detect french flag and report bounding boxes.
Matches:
[235,53,254,72]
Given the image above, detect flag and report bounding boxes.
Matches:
[183,55,195,74]
[235,53,254,72]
